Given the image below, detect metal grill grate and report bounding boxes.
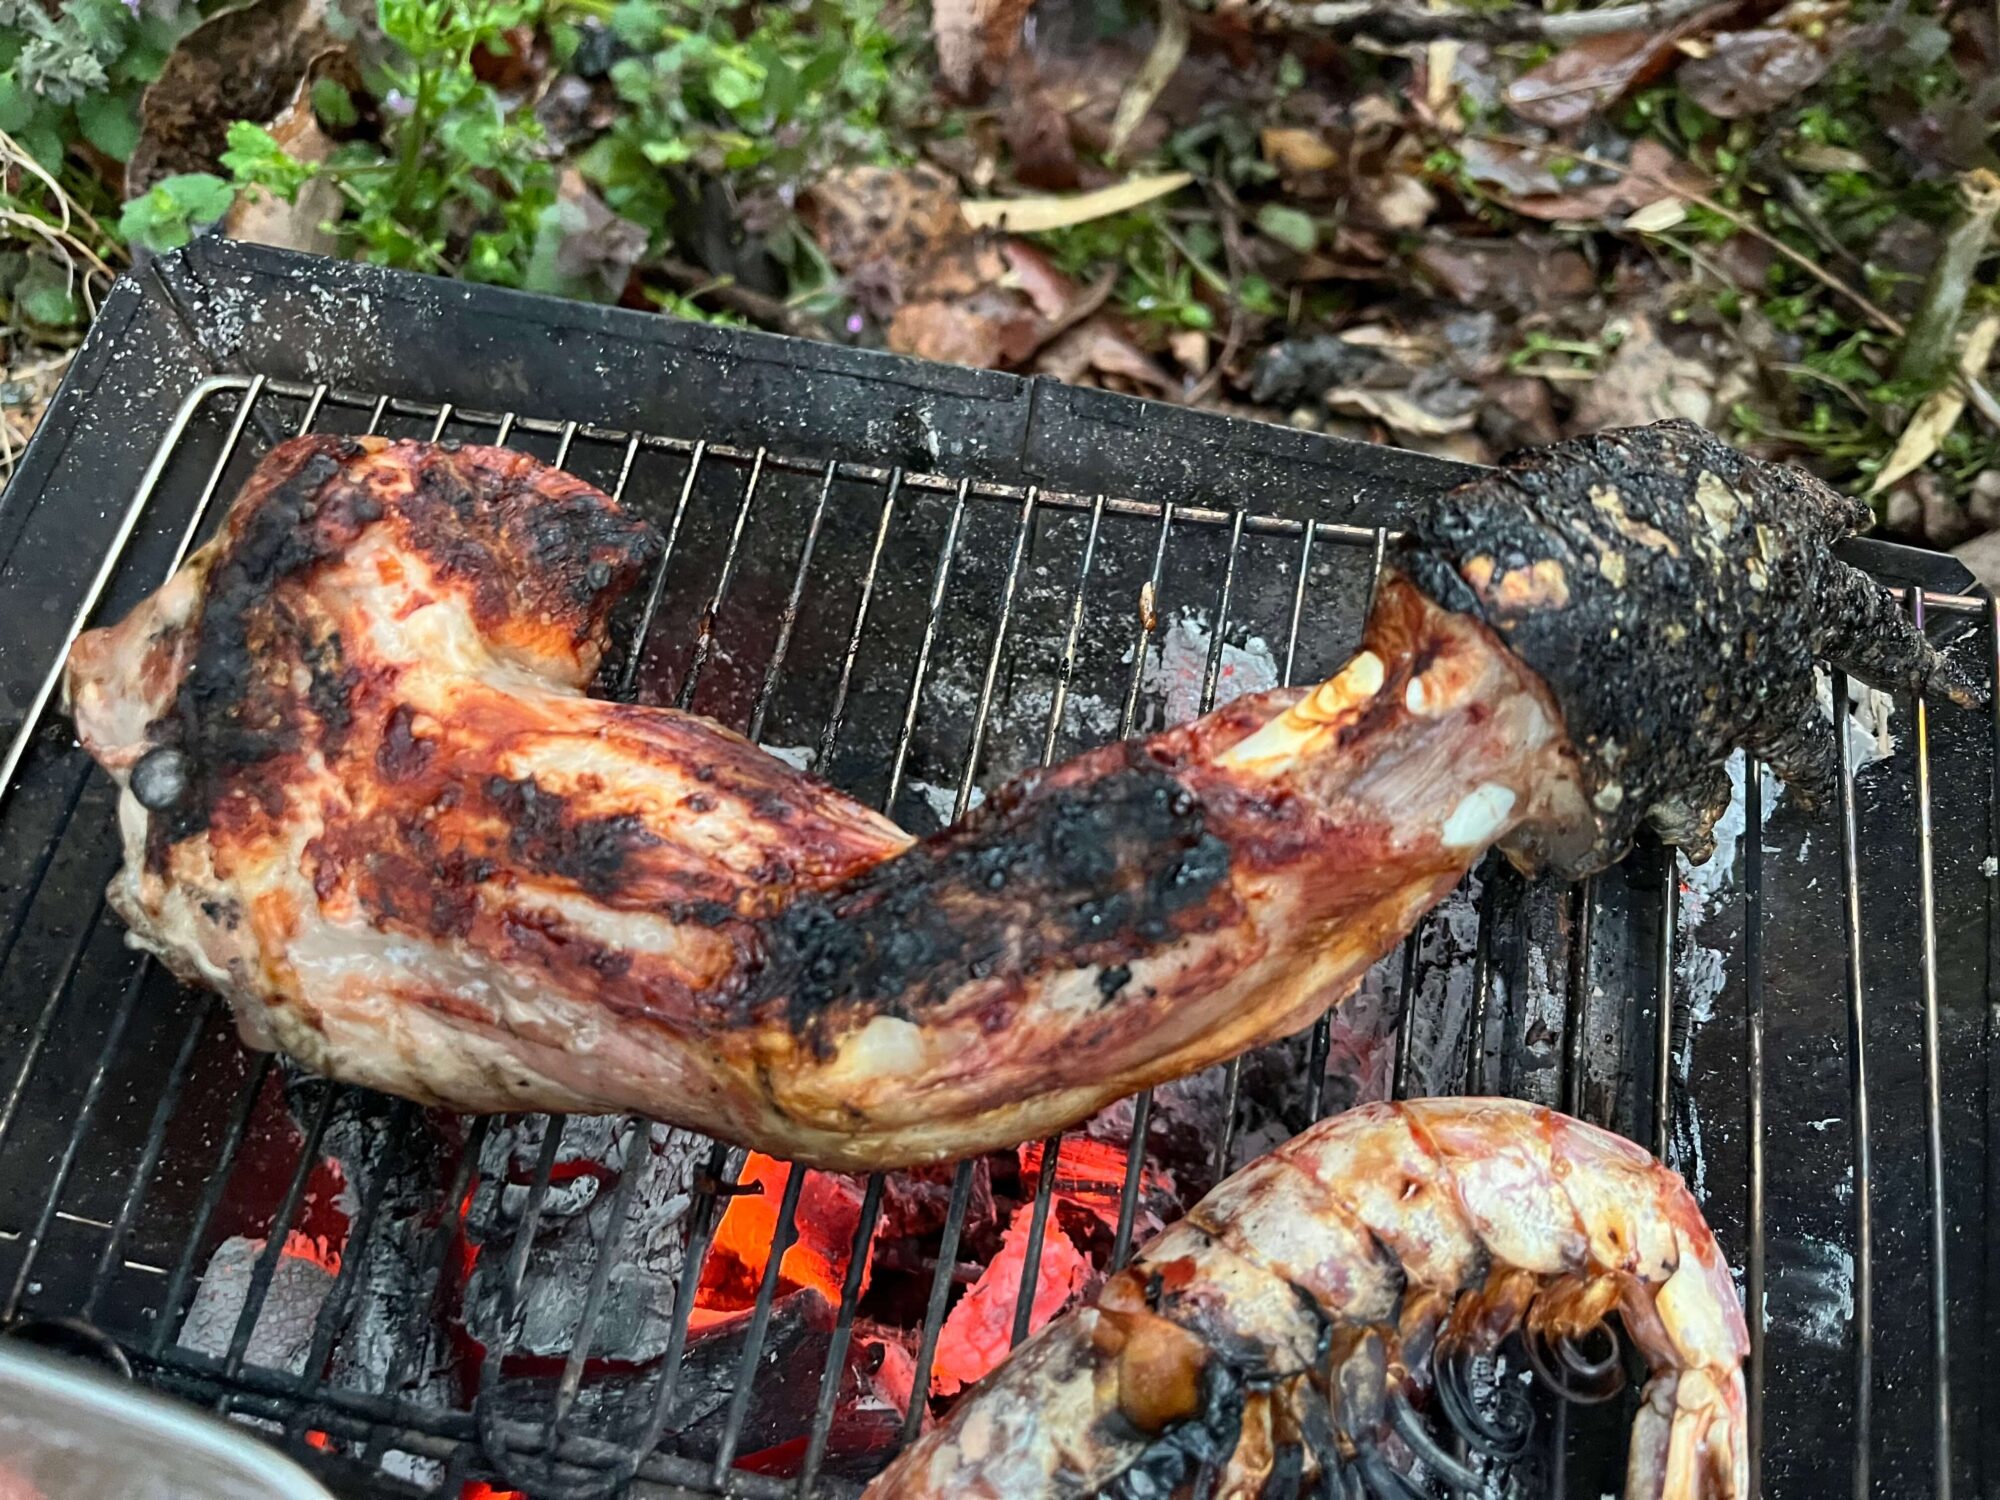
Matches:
[0,372,1991,1499]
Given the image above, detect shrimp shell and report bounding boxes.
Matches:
[865,1097,1747,1500]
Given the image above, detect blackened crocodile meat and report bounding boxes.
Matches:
[1398,419,1979,869]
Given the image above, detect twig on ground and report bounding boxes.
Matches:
[1893,169,2000,386]
[654,255,829,340]
[1472,133,2000,436]
[1109,0,1192,164]
[1225,0,1717,44]
[1185,181,1250,406]
[1472,133,1903,335]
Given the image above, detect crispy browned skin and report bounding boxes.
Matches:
[66,423,1964,1168]
[65,436,1585,1168]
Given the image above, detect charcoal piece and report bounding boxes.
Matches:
[461,1115,704,1363]
[176,1235,335,1374]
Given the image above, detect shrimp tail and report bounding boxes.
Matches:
[864,1098,1748,1500]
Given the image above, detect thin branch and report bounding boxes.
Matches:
[1227,0,1717,44]
[654,255,829,340]
[1187,180,1250,406]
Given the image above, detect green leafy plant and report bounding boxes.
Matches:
[568,0,921,247]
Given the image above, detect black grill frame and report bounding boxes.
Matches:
[0,243,1992,1500]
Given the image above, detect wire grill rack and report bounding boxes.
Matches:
[0,372,1992,1499]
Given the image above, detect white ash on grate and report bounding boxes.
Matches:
[176,1232,339,1373]
[461,1114,705,1366]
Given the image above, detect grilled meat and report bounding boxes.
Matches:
[865,1097,1748,1500]
[64,426,1971,1168]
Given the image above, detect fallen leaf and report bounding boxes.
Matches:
[961,171,1194,232]
[934,0,1037,98]
[220,52,344,256]
[1457,137,1563,198]
[1789,142,1874,174]
[1000,239,1077,321]
[1569,314,1715,431]
[1326,369,1480,437]
[1680,27,1834,119]
[1504,10,1724,129]
[1107,0,1191,164]
[803,165,963,273]
[1507,139,1708,224]
[126,0,333,197]
[1413,238,1594,314]
[1623,197,1689,232]
[890,295,1041,366]
[1035,317,1176,392]
[1480,374,1563,450]
[1261,127,1340,175]
[1356,171,1437,232]
[1002,88,1081,191]
[1326,387,1474,437]
[1256,202,1318,253]
[1169,328,1210,371]
[1872,312,2000,493]
[469,23,543,90]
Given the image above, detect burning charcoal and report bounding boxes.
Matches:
[1016,1136,1176,1244]
[476,1288,898,1476]
[702,1154,875,1314]
[177,1233,338,1374]
[928,1204,1091,1397]
[881,1158,995,1247]
[462,1115,704,1365]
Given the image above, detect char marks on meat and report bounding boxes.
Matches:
[65,423,1967,1169]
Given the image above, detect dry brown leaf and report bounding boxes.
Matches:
[1108,1,1191,164]
[1168,328,1210,372]
[127,0,334,197]
[221,52,344,256]
[1002,89,1081,192]
[1506,139,1708,224]
[1873,313,2000,493]
[1569,314,1715,431]
[1790,142,1873,174]
[934,0,1037,97]
[1356,171,1437,232]
[890,297,1039,366]
[803,166,964,274]
[1503,6,1727,129]
[1457,137,1563,198]
[1035,317,1176,392]
[1413,239,1594,314]
[1261,127,1340,175]
[1000,239,1077,322]
[1325,388,1474,437]
[961,172,1194,233]
[1623,197,1689,232]
[1680,27,1834,118]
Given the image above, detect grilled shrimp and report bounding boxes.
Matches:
[866,1097,1747,1499]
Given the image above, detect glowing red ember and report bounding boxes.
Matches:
[697,1154,874,1326]
[929,1204,1090,1396]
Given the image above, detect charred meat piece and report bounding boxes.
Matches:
[64,426,1969,1168]
[865,1097,1748,1500]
